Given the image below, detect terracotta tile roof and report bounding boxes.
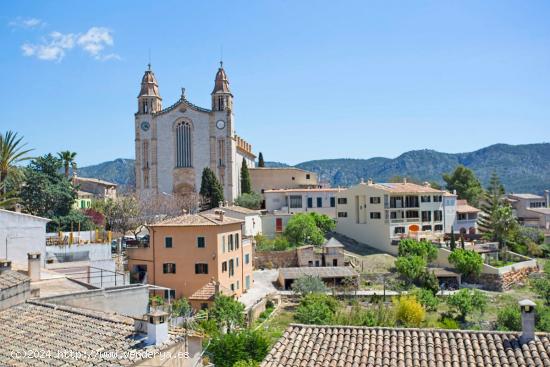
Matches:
[205,205,260,215]
[262,324,550,367]
[0,270,30,290]
[73,176,117,187]
[457,200,480,213]
[278,266,358,280]
[0,300,184,366]
[372,182,445,194]
[189,281,234,301]
[151,213,244,227]
[264,188,343,193]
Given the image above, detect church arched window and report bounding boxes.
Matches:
[176,121,192,167]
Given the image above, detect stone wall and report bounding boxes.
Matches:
[255,249,298,269]
[478,266,538,291]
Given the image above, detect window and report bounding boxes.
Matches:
[235,233,240,249]
[338,212,348,218]
[229,259,234,277]
[422,225,432,231]
[307,197,313,208]
[236,257,239,267]
[337,198,347,205]
[218,139,225,167]
[434,224,443,231]
[163,263,176,274]
[222,235,226,253]
[306,174,311,179]
[228,234,234,251]
[164,289,176,300]
[405,196,419,208]
[175,121,192,168]
[165,237,173,248]
[317,197,322,207]
[370,212,381,219]
[433,195,443,202]
[222,261,227,272]
[245,253,250,264]
[230,283,235,291]
[245,275,250,289]
[457,213,467,221]
[201,303,208,310]
[197,237,205,248]
[406,210,419,219]
[434,210,443,221]
[421,195,431,203]
[421,211,431,222]
[330,197,335,207]
[275,218,283,232]
[390,196,403,208]
[370,197,381,204]
[195,263,208,274]
[394,227,405,234]
[289,195,302,208]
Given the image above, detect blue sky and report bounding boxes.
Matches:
[1,0,549,166]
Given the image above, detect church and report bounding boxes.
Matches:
[134,63,256,202]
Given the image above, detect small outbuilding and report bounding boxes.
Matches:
[277,266,358,290]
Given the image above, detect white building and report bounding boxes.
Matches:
[134,63,255,202]
[335,180,456,255]
[0,209,49,266]
[263,188,344,218]
[203,205,262,238]
[453,200,480,235]
[505,192,550,231]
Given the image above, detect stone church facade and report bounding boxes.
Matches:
[134,63,256,202]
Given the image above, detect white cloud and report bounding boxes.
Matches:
[9,17,45,29]
[20,26,119,62]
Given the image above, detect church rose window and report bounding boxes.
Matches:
[176,121,192,167]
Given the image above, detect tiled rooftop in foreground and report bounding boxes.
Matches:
[261,324,550,367]
[0,300,184,367]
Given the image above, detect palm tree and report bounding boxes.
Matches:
[58,151,77,178]
[0,131,33,193]
[0,182,18,208]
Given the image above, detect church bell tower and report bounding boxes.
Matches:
[211,61,233,111]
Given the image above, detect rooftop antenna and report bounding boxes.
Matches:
[147,48,151,70]
[220,44,223,68]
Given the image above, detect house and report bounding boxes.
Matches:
[0,209,49,266]
[263,188,344,219]
[72,175,117,199]
[261,301,548,367]
[277,266,358,290]
[506,192,550,232]
[203,204,262,238]
[335,179,455,255]
[73,190,93,210]
[453,199,480,235]
[126,210,253,309]
[249,167,320,194]
[261,212,293,238]
[296,238,346,267]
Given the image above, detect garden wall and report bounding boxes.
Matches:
[255,249,298,269]
[478,265,539,291]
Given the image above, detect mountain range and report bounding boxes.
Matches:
[76,143,550,194]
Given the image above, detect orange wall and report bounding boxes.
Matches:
[127,222,253,301]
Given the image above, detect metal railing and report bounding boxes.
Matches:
[53,266,126,288]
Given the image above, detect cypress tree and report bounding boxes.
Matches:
[478,171,506,237]
[200,167,225,209]
[258,152,265,167]
[240,158,252,194]
[449,227,456,251]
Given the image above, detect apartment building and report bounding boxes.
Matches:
[127,210,253,309]
[249,167,319,194]
[453,199,480,235]
[505,192,550,231]
[263,188,344,218]
[335,179,456,255]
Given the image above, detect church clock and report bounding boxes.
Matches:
[141,121,150,131]
[216,120,226,130]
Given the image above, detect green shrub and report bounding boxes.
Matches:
[395,255,426,280]
[496,304,521,331]
[234,192,262,209]
[398,239,437,262]
[446,288,487,321]
[284,213,325,246]
[411,288,439,311]
[393,296,425,327]
[291,275,328,296]
[295,293,339,324]
[448,249,483,279]
[208,330,270,367]
[438,317,460,330]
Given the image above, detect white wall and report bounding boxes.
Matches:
[0,210,48,266]
[264,191,338,218]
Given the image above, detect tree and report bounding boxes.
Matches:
[411,288,439,311]
[0,131,33,192]
[208,330,270,367]
[291,275,328,296]
[491,205,519,251]
[258,152,265,167]
[395,256,426,280]
[448,249,483,279]
[210,295,245,333]
[295,293,338,324]
[58,150,77,178]
[171,297,192,317]
[240,158,252,195]
[532,262,550,305]
[398,239,437,262]
[394,296,425,327]
[478,171,506,235]
[200,167,224,209]
[449,228,457,251]
[103,195,141,236]
[496,304,521,331]
[443,165,483,207]
[446,288,487,321]
[309,212,336,234]
[234,192,262,209]
[284,213,325,246]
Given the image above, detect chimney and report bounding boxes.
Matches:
[27,252,41,281]
[519,299,536,343]
[14,203,22,213]
[215,210,225,222]
[367,178,373,185]
[0,259,11,273]
[224,200,229,207]
[146,310,169,345]
[423,181,431,187]
[453,189,457,195]
[218,201,224,208]
[545,190,550,208]
[403,177,407,184]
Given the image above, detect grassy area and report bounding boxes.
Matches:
[259,301,296,346]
